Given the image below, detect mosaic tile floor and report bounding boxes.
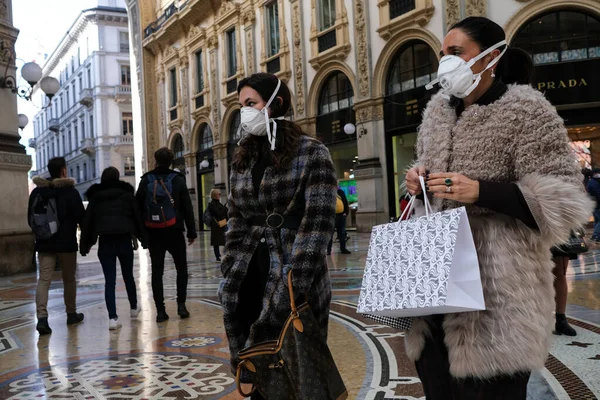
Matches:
[0,232,598,399]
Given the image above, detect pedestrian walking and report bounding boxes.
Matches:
[218,73,337,399]
[28,157,85,335]
[136,148,197,323]
[207,189,227,262]
[327,188,351,255]
[80,167,147,330]
[586,168,600,242]
[404,16,592,399]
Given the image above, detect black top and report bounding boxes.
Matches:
[453,80,538,230]
[337,189,350,215]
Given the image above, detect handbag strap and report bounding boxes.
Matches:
[399,176,431,223]
[236,361,257,397]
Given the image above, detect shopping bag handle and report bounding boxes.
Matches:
[398,176,432,223]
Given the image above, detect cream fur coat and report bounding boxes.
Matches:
[406,84,593,378]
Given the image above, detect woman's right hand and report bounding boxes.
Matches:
[406,166,427,196]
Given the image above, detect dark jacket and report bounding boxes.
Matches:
[28,176,85,253]
[136,167,197,239]
[587,177,600,209]
[337,189,350,215]
[80,180,147,254]
[208,199,228,246]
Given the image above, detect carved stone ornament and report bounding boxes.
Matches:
[354,0,370,98]
[446,0,461,31]
[210,50,220,143]
[0,152,32,171]
[246,27,254,75]
[0,0,7,21]
[291,1,305,116]
[466,0,486,17]
[243,10,255,24]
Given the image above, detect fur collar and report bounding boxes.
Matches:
[86,180,134,199]
[32,176,75,188]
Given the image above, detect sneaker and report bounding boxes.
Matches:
[554,319,577,336]
[156,308,169,323]
[66,312,84,325]
[109,318,122,330]
[341,249,351,254]
[36,317,52,335]
[130,307,141,318]
[178,303,190,319]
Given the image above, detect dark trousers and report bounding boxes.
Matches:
[148,228,188,308]
[97,235,136,319]
[328,214,348,252]
[213,245,221,259]
[415,315,530,400]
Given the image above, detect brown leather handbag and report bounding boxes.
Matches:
[235,271,348,400]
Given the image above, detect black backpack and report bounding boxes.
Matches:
[29,193,59,240]
[144,173,177,228]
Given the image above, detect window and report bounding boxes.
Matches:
[76,165,80,182]
[83,162,88,181]
[266,1,280,57]
[68,130,73,151]
[66,89,70,109]
[120,31,130,53]
[81,119,85,139]
[87,68,92,88]
[89,115,94,137]
[72,84,76,104]
[70,167,73,178]
[91,158,96,178]
[389,0,415,20]
[169,68,178,107]
[319,0,336,31]
[195,50,204,93]
[198,123,214,151]
[122,112,133,135]
[62,133,66,155]
[173,134,185,158]
[121,65,131,86]
[230,110,241,142]
[512,10,600,65]
[318,72,354,115]
[226,29,237,77]
[124,156,135,176]
[387,41,438,95]
[74,125,79,147]
[78,75,83,93]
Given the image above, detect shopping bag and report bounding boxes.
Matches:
[357,177,485,318]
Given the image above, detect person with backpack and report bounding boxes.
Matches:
[80,167,148,330]
[327,188,351,255]
[28,157,85,335]
[136,147,197,323]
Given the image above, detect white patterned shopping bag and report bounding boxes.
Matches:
[357,177,485,318]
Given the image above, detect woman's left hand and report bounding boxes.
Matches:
[426,172,480,204]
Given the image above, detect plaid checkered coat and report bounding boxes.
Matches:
[218,136,337,367]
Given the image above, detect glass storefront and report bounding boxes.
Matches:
[172,133,185,171]
[391,133,417,217]
[196,123,214,230]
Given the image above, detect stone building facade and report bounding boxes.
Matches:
[123,0,600,231]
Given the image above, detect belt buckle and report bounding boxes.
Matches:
[266,213,284,229]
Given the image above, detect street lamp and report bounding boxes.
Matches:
[344,121,368,139]
[17,114,29,130]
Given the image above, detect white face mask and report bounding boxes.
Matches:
[238,79,284,151]
[426,40,507,99]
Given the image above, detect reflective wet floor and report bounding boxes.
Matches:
[0,232,599,399]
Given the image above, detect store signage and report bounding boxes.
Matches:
[534,59,599,106]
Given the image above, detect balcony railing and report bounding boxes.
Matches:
[49,118,60,133]
[79,88,93,106]
[28,138,36,149]
[116,85,132,95]
[116,135,134,145]
[266,57,281,74]
[389,0,416,19]
[80,138,95,155]
[195,94,204,109]
[226,78,238,94]
[170,108,178,121]
[318,30,337,53]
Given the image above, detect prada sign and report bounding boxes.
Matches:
[534,58,599,106]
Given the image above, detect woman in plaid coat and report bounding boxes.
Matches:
[218,73,337,393]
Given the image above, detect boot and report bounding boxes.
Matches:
[178,303,190,319]
[66,312,84,325]
[554,314,577,336]
[36,317,52,335]
[156,307,169,323]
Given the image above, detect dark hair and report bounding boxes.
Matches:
[48,157,66,179]
[232,73,305,172]
[101,166,120,183]
[155,147,175,168]
[450,17,534,85]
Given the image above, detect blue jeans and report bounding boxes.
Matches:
[98,235,137,319]
[593,209,600,240]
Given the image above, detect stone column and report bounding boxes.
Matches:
[213,143,228,191]
[184,152,199,230]
[0,0,35,276]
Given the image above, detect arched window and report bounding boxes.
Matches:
[387,41,438,96]
[230,110,241,142]
[198,123,213,151]
[512,9,600,65]
[318,72,354,115]
[172,134,184,158]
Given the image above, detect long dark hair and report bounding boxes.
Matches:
[232,73,306,172]
[100,166,120,184]
[451,17,534,85]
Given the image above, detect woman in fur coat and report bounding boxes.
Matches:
[218,73,337,399]
[405,17,593,398]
